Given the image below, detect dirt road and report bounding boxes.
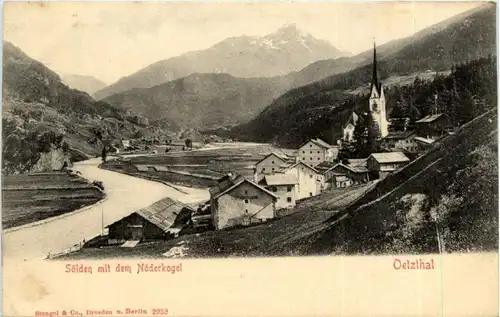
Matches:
[2,158,209,260]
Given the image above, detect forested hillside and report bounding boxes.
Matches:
[304,109,498,254]
[233,55,496,147]
[231,5,495,147]
[2,42,155,174]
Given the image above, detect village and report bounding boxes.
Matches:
[75,45,455,253]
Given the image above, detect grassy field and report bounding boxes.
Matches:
[2,172,105,229]
[104,143,296,187]
[59,183,373,259]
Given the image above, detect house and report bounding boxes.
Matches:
[333,174,353,188]
[210,174,278,230]
[414,136,436,152]
[254,152,293,177]
[319,162,370,189]
[367,152,410,179]
[297,138,339,166]
[259,174,298,209]
[282,161,322,200]
[107,197,195,245]
[381,130,419,153]
[343,112,359,143]
[415,113,451,139]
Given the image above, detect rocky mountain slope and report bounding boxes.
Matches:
[232,4,496,147]
[93,24,349,100]
[2,41,155,174]
[59,73,107,95]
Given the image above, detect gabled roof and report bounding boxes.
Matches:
[345,112,359,127]
[315,161,338,173]
[383,130,415,140]
[414,136,435,145]
[415,113,446,123]
[322,162,369,175]
[282,161,320,174]
[261,174,298,186]
[108,197,195,233]
[255,152,289,166]
[210,174,278,200]
[369,152,410,163]
[298,138,334,150]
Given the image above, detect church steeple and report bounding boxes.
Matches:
[370,41,381,95]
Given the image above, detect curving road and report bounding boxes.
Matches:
[2,158,210,260]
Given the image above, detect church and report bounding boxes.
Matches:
[342,43,389,143]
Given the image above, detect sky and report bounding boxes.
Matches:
[4,1,484,84]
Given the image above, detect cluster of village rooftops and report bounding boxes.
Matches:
[86,45,453,249]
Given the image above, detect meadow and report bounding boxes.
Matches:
[3,172,105,229]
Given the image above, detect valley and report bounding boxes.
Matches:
[2,2,497,262]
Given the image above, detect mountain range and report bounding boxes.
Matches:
[93,24,349,100]
[231,3,496,147]
[59,73,107,95]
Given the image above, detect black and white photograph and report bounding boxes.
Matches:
[2,1,498,315]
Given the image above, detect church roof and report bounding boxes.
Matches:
[415,113,446,123]
[345,112,359,126]
[370,42,383,95]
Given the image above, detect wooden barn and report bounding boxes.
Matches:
[107,197,195,245]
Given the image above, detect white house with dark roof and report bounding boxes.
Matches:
[210,174,278,230]
[367,152,410,179]
[259,173,298,209]
[297,138,339,166]
[381,130,419,153]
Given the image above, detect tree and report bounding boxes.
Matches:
[366,114,381,154]
[352,112,381,157]
[101,146,107,163]
[185,138,192,149]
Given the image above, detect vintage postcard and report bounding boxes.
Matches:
[2,1,498,316]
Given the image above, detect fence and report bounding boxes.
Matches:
[46,242,83,259]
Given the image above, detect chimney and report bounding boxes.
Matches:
[253,167,259,183]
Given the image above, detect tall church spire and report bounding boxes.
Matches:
[371,41,381,95]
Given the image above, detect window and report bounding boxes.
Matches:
[272,168,275,171]
[271,186,277,192]
[317,151,320,154]
[310,157,312,160]
[309,175,313,179]
[310,144,312,147]
[318,158,320,160]
[272,161,275,164]
[302,151,305,154]
[287,186,292,192]
[302,158,305,160]
[244,190,248,194]
[310,151,312,154]
[287,197,292,203]
[244,199,249,204]
[262,168,265,172]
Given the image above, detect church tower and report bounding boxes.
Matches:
[368,42,389,138]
